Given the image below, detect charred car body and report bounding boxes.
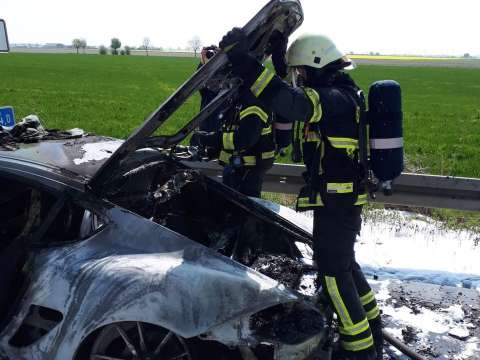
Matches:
[0,1,330,359]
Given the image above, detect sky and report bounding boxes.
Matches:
[2,0,479,56]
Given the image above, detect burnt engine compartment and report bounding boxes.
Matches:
[106,156,309,282]
[104,155,328,351]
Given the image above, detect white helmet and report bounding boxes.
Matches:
[287,34,354,70]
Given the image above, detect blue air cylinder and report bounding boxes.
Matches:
[368,80,404,195]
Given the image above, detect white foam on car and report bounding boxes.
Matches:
[73,141,123,165]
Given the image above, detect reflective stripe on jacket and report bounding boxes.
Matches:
[219,103,275,167]
[301,86,366,207]
[247,64,367,207]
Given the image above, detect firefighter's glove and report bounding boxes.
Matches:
[269,31,288,78]
[220,27,249,67]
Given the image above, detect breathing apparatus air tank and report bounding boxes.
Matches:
[367,80,404,195]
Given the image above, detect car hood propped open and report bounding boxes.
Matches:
[89,0,303,192]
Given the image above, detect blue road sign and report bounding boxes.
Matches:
[0,106,15,128]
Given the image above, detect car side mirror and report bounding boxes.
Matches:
[0,19,9,53]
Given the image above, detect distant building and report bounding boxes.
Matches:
[42,43,66,48]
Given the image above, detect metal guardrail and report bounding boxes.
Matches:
[186,162,480,212]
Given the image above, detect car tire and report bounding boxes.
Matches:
[87,321,194,360]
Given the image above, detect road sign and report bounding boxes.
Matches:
[0,106,15,128]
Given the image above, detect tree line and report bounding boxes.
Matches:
[71,36,203,56]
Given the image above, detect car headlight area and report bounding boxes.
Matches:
[198,300,328,360]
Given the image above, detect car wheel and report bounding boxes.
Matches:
[89,321,193,360]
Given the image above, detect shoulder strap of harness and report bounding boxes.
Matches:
[303,87,323,124]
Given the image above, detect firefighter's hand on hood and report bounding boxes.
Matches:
[220,27,249,66]
[268,30,288,78]
[220,27,260,82]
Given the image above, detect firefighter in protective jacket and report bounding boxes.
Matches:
[192,47,275,197]
[219,30,383,360]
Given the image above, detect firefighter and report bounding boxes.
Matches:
[196,46,224,133]
[219,30,383,360]
[192,94,275,197]
[191,48,275,198]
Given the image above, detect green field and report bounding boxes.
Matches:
[1,53,480,178]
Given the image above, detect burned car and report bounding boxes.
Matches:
[0,1,331,359]
[0,136,328,360]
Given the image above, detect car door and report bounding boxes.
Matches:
[0,173,103,330]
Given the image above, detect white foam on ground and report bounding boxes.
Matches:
[255,198,480,292]
[357,209,480,291]
[255,199,480,358]
[372,278,479,359]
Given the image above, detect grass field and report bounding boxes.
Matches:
[0,53,200,138]
[1,53,480,178]
[350,55,461,61]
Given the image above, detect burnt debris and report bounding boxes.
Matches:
[251,254,305,290]
[0,115,84,151]
[106,161,314,292]
[153,170,203,204]
[250,303,325,344]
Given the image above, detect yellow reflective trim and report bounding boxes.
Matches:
[326,182,354,194]
[261,127,272,135]
[346,147,356,158]
[219,151,231,164]
[222,132,235,151]
[261,151,275,160]
[325,276,353,327]
[297,195,323,208]
[360,291,376,306]
[339,318,370,336]
[251,68,275,98]
[328,137,359,149]
[251,68,270,97]
[221,151,274,167]
[242,156,256,165]
[240,106,269,124]
[242,151,275,166]
[342,334,374,352]
[303,87,322,123]
[355,194,368,206]
[366,306,380,321]
[319,140,325,176]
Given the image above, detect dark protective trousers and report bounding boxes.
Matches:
[313,206,383,359]
[222,158,274,198]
